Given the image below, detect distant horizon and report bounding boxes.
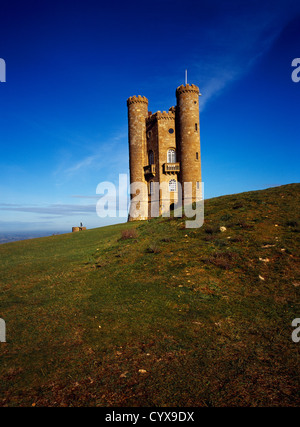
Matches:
[0,229,69,245]
[1,181,298,241]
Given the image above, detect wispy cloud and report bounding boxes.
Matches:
[53,129,128,185]
[192,0,300,111]
[63,155,97,175]
[0,203,96,217]
[71,195,100,199]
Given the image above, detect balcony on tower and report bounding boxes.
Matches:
[163,162,180,174]
[144,164,156,177]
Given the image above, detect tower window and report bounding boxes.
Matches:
[168,128,174,134]
[169,179,177,192]
[195,123,198,131]
[149,150,154,165]
[167,149,176,164]
[196,152,199,160]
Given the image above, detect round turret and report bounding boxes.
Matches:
[127,94,149,220]
[127,95,148,106]
[176,83,201,203]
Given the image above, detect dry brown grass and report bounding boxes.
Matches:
[120,228,138,240]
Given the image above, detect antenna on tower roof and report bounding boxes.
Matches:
[185,69,187,85]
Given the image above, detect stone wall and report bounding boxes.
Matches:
[72,227,87,232]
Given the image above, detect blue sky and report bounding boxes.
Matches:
[0,0,299,233]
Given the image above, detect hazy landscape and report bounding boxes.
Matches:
[0,231,69,245]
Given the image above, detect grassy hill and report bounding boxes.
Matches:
[0,183,300,407]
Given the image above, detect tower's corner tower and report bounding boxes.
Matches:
[176,83,201,204]
[127,95,148,221]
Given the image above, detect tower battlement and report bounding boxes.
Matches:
[127,83,202,221]
[127,95,148,106]
[146,110,175,122]
[176,83,200,95]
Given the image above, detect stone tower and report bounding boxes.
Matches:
[127,95,149,220]
[127,83,201,221]
[176,84,201,204]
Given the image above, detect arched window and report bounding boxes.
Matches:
[149,150,154,165]
[167,149,176,163]
[169,179,177,192]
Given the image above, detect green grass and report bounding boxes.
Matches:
[0,183,300,406]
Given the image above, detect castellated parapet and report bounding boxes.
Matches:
[176,83,200,95]
[146,110,175,122]
[127,83,201,221]
[127,95,148,106]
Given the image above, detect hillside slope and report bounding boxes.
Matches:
[0,183,300,406]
